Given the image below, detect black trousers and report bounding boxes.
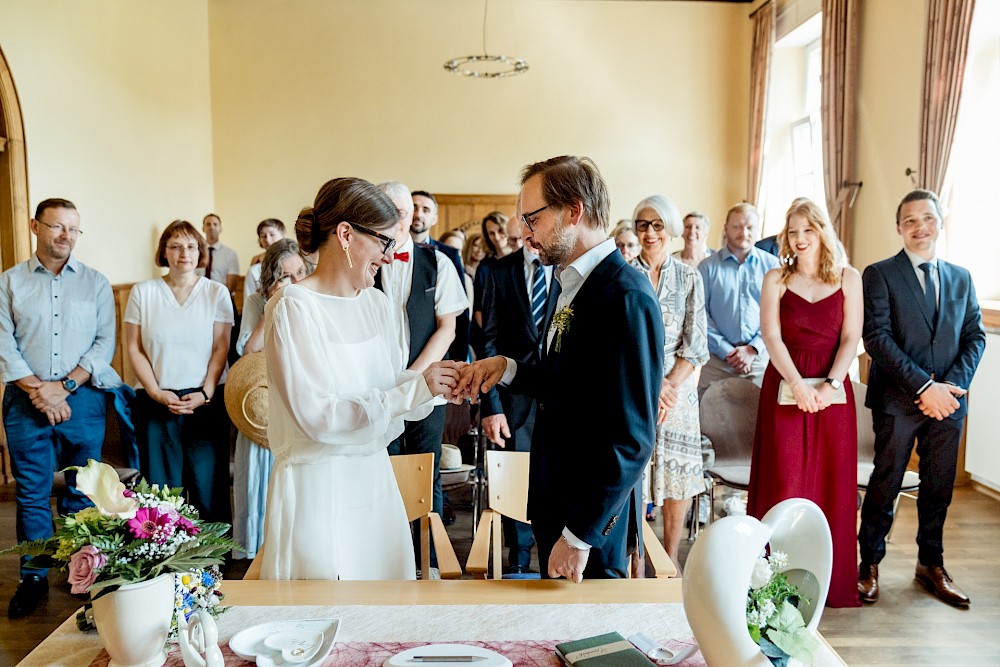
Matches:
[859,410,963,566]
[134,387,232,523]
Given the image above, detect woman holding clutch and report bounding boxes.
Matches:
[747,198,863,607]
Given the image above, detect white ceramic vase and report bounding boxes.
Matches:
[682,498,833,667]
[91,573,175,667]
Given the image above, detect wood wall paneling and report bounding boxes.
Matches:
[435,194,518,238]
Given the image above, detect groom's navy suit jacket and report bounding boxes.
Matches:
[508,250,664,577]
[862,250,985,419]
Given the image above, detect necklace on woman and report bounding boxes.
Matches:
[799,272,820,290]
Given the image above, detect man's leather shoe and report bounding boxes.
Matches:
[442,503,456,526]
[915,562,970,607]
[858,562,879,603]
[7,573,48,619]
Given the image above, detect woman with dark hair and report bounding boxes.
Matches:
[231,238,309,560]
[748,198,863,607]
[125,220,234,521]
[257,177,464,580]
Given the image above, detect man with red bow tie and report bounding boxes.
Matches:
[375,181,467,575]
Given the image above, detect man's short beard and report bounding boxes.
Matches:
[537,221,574,266]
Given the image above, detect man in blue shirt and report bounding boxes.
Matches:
[0,198,119,618]
[697,203,779,397]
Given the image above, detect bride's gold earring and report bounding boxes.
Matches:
[342,244,353,268]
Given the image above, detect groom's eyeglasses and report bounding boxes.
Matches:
[521,205,549,233]
[348,222,397,256]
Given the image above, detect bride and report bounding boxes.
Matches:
[257,177,463,580]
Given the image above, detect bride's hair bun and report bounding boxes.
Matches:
[295,207,320,254]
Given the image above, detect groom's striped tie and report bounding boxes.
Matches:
[531,258,547,335]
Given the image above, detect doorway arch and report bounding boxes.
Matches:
[0,44,30,271]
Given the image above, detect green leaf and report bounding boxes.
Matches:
[767,601,819,665]
[0,537,60,558]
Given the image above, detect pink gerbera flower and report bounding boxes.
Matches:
[176,516,200,535]
[127,507,172,540]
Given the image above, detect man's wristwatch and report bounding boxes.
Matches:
[197,388,211,404]
[824,378,843,391]
[61,378,78,393]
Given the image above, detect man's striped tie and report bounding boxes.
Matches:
[531,258,546,335]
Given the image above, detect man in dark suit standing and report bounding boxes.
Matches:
[479,234,560,574]
[458,155,664,580]
[858,189,985,607]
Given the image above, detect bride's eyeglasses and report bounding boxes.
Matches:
[347,222,397,256]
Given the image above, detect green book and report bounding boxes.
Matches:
[555,632,656,666]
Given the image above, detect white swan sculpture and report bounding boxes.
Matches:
[683,498,833,667]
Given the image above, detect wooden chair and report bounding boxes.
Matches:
[699,377,760,526]
[244,452,462,580]
[467,450,676,579]
[854,381,919,542]
[390,452,463,579]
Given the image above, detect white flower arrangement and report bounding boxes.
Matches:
[747,550,818,666]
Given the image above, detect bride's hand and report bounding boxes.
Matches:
[423,361,465,401]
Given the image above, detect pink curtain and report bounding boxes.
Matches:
[747,0,776,207]
[919,0,977,196]
[821,0,861,255]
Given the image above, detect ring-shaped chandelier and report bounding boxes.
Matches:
[444,0,529,80]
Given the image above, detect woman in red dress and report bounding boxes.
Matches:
[747,199,863,608]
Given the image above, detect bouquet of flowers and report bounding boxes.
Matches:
[0,459,235,599]
[747,549,819,667]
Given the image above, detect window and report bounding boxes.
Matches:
[941,1,1000,300]
[759,15,826,238]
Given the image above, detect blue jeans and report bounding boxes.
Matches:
[3,384,106,577]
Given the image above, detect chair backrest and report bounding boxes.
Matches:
[853,381,876,465]
[389,452,435,523]
[699,377,760,467]
[486,450,530,524]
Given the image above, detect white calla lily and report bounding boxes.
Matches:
[73,459,138,519]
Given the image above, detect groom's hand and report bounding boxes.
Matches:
[548,536,590,583]
[455,356,506,403]
[482,413,511,447]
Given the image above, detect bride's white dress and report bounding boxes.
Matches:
[257,284,435,580]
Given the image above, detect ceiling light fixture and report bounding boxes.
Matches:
[443,0,528,79]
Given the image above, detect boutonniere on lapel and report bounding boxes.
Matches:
[551,306,573,353]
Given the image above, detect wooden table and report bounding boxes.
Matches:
[17,579,846,666]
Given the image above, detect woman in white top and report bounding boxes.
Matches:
[232,238,308,559]
[258,177,463,580]
[125,220,234,521]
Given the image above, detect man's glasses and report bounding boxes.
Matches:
[37,220,84,236]
[348,222,397,256]
[521,205,549,233]
[634,219,665,233]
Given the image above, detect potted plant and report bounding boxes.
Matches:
[1,459,235,667]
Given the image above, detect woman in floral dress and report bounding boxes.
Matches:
[630,194,709,572]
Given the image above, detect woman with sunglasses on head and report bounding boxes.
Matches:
[257,177,464,580]
[125,220,234,522]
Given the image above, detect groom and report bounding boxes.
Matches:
[457,156,664,580]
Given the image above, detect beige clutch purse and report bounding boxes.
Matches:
[778,378,847,406]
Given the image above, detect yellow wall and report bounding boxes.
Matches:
[0,0,937,279]
[0,1,215,283]
[206,0,751,262]
[851,0,926,271]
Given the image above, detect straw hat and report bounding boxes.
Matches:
[224,351,269,447]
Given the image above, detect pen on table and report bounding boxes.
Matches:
[410,657,487,663]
